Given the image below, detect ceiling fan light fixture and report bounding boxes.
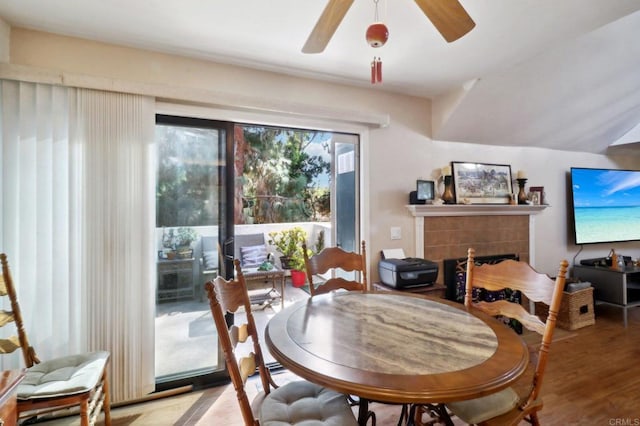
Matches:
[366,22,389,47]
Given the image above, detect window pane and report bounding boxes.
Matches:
[156,125,221,227]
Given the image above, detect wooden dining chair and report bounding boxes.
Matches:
[205,259,358,425]
[0,253,111,426]
[302,241,367,296]
[422,247,568,426]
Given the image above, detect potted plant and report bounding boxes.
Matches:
[269,227,310,287]
[162,228,177,259]
[174,227,198,258]
[269,227,307,269]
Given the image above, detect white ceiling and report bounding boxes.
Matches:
[1,0,640,154]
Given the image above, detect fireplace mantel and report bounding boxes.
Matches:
[407,204,548,265]
[406,204,547,217]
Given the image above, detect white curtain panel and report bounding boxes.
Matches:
[0,80,156,402]
[0,81,76,361]
[71,88,157,401]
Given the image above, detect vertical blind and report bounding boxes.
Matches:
[0,80,156,402]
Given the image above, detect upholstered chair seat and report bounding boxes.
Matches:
[445,387,521,424]
[257,380,358,425]
[19,351,110,400]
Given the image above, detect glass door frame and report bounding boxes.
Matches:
[332,134,360,252]
[154,114,235,392]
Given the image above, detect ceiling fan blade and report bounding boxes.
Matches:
[414,0,475,42]
[302,0,355,54]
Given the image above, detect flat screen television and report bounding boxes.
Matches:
[570,167,640,245]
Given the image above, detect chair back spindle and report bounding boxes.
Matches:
[206,260,274,425]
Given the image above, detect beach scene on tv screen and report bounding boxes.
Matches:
[572,168,640,244]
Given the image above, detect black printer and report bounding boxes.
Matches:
[378,257,439,289]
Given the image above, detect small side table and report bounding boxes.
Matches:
[242,267,286,307]
[373,281,446,298]
[157,258,196,302]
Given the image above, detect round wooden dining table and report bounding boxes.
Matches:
[265,291,529,424]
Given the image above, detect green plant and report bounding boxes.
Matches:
[289,246,312,271]
[175,227,198,248]
[269,227,307,257]
[269,227,308,271]
[314,229,325,254]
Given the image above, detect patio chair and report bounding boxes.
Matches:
[302,241,368,296]
[205,259,358,425]
[234,233,285,306]
[0,253,111,426]
[417,248,568,426]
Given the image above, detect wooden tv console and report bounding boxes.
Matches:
[573,264,640,327]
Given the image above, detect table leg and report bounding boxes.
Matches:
[357,398,374,425]
[280,274,285,307]
[397,404,409,425]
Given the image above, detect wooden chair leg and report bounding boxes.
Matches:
[412,404,454,426]
[529,411,540,426]
[80,400,89,426]
[102,368,111,425]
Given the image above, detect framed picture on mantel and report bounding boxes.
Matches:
[529,186,545,205]
[451,162,513,204]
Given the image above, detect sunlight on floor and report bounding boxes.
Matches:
[154,280,310,377]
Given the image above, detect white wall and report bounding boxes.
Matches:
[0,18,8,63]
[5,28,639,280]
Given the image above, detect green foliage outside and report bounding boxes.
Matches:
[156,122,331,228]
[156,125,219,227]
[240,126,331,224]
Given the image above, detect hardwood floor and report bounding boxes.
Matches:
[38,302,640,425]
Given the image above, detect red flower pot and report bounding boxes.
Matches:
[290,270,306,288]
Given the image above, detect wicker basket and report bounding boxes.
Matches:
[535,287,595,331]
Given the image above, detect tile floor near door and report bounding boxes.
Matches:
[155,278,310,378]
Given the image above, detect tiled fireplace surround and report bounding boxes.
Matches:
[407,204,547,285]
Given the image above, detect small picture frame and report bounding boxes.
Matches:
[416,180,435,202]
[530,192,540,205]
[529,186,544,205]
[451,162,513,204]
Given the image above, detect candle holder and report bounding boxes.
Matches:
[517,178,528,205]
[442,175,455,204]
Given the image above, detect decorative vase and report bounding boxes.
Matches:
[517,178,528,205]
[442,175,455,204]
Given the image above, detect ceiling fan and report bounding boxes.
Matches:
[302,0,475,54]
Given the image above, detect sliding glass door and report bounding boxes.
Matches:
[154,115,233,390]
[152,116,360,391]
